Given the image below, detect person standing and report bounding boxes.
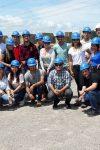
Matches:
[53,31,70,69]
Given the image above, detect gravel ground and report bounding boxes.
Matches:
[0,80,100,150]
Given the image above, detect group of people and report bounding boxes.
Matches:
[0,23,100,116]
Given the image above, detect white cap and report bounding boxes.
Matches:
[95,23,100,30]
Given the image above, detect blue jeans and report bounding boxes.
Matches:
[84,90,100,110]
[0,94,9,104]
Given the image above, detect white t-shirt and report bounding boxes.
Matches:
[80,39,91,62]
[68,47,83,65]
[8,74,24,89]
[0,43,6,54]
[40,48,55,71]
[0,76,10,91]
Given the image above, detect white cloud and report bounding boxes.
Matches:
[0,15,24,35]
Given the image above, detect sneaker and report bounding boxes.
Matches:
[87,109,98,116]
[65,104,71,109]
[19,100,25,107]
[36,101,42,107]
[81,103,87,108]
[53,105,58,110]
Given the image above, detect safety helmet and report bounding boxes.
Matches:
[0,31,3,37]
[91,37,100,45]
[91,52,100,67]
[42,35,51,43]
[0,63,5,69]
[35,33,43,40]
[95,23,100,30]
[12,31,20,37]
[54,57,64,64]
[22,30,30,36]
[6,37,14,46]
[83,27,91,33]
[80,63,90,71]
[27,58,37,67]
[11,60,20,67]
[56,31,65,37]
[71,32,80,40]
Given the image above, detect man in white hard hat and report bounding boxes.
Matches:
[95,23,100,37]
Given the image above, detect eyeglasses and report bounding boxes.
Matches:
[55,63,63,66]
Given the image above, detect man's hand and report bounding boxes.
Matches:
[0,90,5,95]
[54,89,61,96]
[30,84,36,93]
[29,94,35,100]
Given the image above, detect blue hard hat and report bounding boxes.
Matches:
[83,27,91,33]
[0,31,3,37]
[0,63,5,69]
[22,30,30,36]
[91,37,100,45]
[11,60,20,67]
[27,58,37,67]
[42,35,51,43]
[56,31,64,37]
[35,33,43,40]
[6,37,14,46]
[91,52,100,67]
[12,31,20,36]
[71,32,80,40]
[54,57,64,64]
[80,63,90,71]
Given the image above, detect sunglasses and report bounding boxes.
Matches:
[44,42,50,45]
[55,63,63,66]
[72,39,79,41]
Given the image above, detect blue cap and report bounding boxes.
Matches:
[6,37,14,46]
[22,30,30,36]
[80,63,90,71]
[42,35,51,43]
[35,33,43,40]
[56,31,64,37]
[12,31,20,36]
[71,32,80,40]
[11,60,20,67]
[91,37,100,45]
[83,27,91,33]
[27,58,37,67]
[54,57,64,64]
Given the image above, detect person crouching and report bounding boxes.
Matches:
[47,57,73,109]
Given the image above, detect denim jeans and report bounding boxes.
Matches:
[84,90,100,110]
[0,94,9,104]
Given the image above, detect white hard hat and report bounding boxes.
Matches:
[95,23,100,30]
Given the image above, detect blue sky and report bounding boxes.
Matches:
[0,0,99,35]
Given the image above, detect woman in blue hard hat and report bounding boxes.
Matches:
[35,33,44,53]
[0,37,15,75]
[0,63,14,106]
[40,35,55,74]
[90,37,100,72]
[68,32,83,97]
[53,31,70,69]
[24,58,44,107]
[40,35,55,98]
[8,60,26,107]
